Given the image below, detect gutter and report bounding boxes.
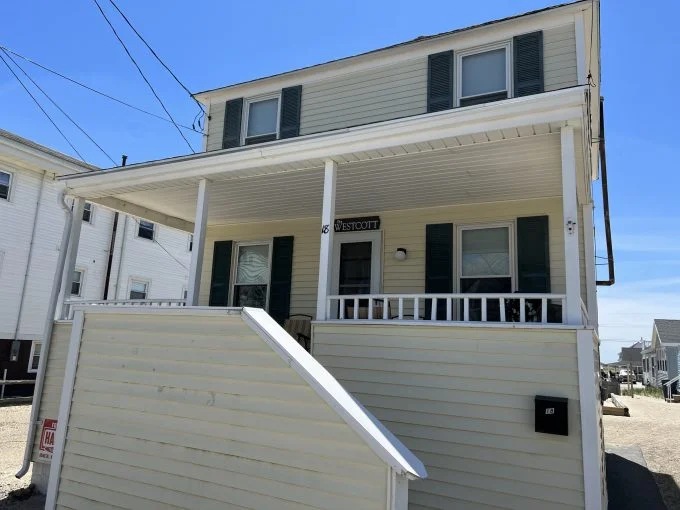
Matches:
[596,97,615,286]
[16,188,73,479]
[11,171,46,347]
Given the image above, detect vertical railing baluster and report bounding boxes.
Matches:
[414,297,420,320]
[481,297,487,322]
[463,298,469,321]
[561,297,567,324]
[353,298,359,320]
[383,298,388,320]
[368,298,373,320]
[541,298,548,323]
[500,298,506,322]
[431,298,437,321]
[446,298,452,321]
[520,298,526,323]
[339,298,345,320]
[398,298,404,320]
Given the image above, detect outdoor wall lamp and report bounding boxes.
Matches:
[394,248,408,261]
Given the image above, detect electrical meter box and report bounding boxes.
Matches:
[535,395,568,436]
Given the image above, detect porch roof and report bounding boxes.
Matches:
[59,87,587,229]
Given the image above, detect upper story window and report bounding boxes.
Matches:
[71,270,84,296]
[82,202,93,223]
[0,170,12,200]
[137,220,155,240]
[28,342,42,373]
[457,42,511,107]
[130,279,149,300]
[243,94,280,145]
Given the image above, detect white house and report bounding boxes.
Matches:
[22,2,610,509]
[0,129,191,395]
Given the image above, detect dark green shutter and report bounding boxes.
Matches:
[279,86,302,139]
[427,51,453,113]
[425,223,453,319]
[516,216,550,292]
[268,236,294,324]
[222,98,243,149]
[513,31,544,97]
[209,240,233,306]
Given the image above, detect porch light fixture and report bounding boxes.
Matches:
[394,248,408,261]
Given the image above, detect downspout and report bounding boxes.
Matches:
[11,171,47,348]
[103,156,125,299]
[16,188,73,479]
[596,97,615,286]
[112,215,129,299]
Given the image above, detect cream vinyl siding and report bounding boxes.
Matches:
[199,198,589,316]
[32,321,72,463]
[299,59,428,136]
[313,323,584,509]
[52,312,390,510]
[544,23,579,91]
[205,101,225,152]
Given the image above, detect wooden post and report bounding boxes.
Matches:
[55,197,85,319]
[316,160,337,320]
[560,126,582,324]
[187,179,209,306]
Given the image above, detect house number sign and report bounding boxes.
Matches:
[334,216,381,233]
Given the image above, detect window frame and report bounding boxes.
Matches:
[82,202,94,224]
[27,341,41,374]
[71,269,85,297]
[456,222,516,291]
[0,169,13,202]
[456,41,513,107]
[128,278,150,300]
[241,92,281,145]
[188,234,193,252]
[137,219,156,241]
[229,240,273,309]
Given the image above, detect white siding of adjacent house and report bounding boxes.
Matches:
[51,311,391,509]
[199,197,589,317]
[313,322,585,509]
[73,206,115,301]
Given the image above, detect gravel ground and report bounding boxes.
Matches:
[0,404,44,509]
[604,395,680,510]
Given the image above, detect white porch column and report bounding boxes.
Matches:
[316,160,337,320]
[187,179,210,306]
[56,197,84,318]
[561,125,582,325]
[582,202,598,326]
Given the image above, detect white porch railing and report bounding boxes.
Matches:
[326,293,568,325]
[62,299,186,320]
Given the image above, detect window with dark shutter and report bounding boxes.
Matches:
[279,86,302,139]
[268,236,294,323]
[222,98,243,149]
[209,240,233,306]
[513,31,544,97]
[427,51,453,113]
[458,44,510,107]
[425,223,453,319]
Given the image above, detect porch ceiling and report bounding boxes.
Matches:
[102,128,563,225]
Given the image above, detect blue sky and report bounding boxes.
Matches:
[1,1,678,361]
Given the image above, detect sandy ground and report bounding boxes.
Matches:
[0,404,43,509]
[604,395,680,510]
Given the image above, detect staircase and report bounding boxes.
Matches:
[663,375,680,402]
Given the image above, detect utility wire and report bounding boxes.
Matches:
[130,217,188,271]
[91,0,196,153]
[2,48,117,166]
[106,0,206,124]
[0,52,85,161]
[0,45,201,134]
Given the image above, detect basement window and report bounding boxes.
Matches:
[243,94,280,145]
[457,43,511,107]
[28,342,41,373]
[137,220,155,240]
[0,170,12,200]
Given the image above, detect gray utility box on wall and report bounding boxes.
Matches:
[535,395,568,436]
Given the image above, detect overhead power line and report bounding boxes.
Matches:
[0,45,201,134]
[106,0,206,122]
[2,48,116,166]
[0,52,85,161]
[91,0,197,154]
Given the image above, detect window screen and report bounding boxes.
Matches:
[82,202,93,223]
[130,280,148,299]
[29,342,41,372]
[71,270,83,296]
[233,244,270,308]
[461,227,510,277]
[461,48,507,99]
[247,98,278,138]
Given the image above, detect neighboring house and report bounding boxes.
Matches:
[642,319,680,388]
[617,340,645,378]
[24,2,610,509]
[0,129,191,396]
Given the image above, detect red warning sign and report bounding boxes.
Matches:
[38,419,57,461]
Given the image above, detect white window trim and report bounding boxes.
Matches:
[128,277,151,300]
[241,92,282,145]
[229,240,274,309]
[455,40,513,107]
[331,230,383,295]
[82,202,94,225]
[0,169,14,202]
[456,222,516,291]
[27,341,41,374]
[71,268,86,297]
[136,219,156,241]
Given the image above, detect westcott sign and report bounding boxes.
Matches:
[334,216,380,233]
